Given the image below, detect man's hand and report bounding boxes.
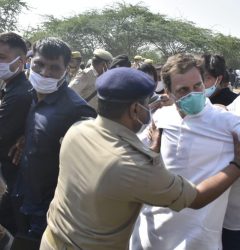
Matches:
[8,136,25,166]
[0,177,7,199]
[233,132,240,166]
[149,94,174,113]
[148,120,163,153]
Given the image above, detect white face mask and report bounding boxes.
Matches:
[29,69,66,94]
[0,57,20,80]
[136,103,152,133]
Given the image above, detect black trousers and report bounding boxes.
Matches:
[0,194,20,235]
[16,212,47,239]
[222,228,240,250]
[0,160,20,235]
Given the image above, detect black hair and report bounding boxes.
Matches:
[202,54,226,78]
[80,62,85,70]
[138,63,157,82]
[0,32,27,55]
[110,54,131,69]
[32,37,71,67]
[25,40,32,50]
[223,70,230,84]
[162,53,204,92]
[92,55,106,66]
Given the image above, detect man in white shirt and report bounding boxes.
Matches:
[130,53,240,250]
[221,96,240,250]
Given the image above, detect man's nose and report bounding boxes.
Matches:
[39,68,52,78]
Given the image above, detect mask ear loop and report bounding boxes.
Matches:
[10,56,20,65]
[56,70,67,87]
[134,103,143,125]
[214,76,219,87]
[9,56,21,73]
[137,103,152,125]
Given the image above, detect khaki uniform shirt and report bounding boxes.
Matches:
[69,66,98,110]
[47,116,197,250]
[67,67,82,82]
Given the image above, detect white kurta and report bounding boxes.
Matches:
[131,99,240,250]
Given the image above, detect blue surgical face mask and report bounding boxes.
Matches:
[176,91,206,115]
[205,77,218,97]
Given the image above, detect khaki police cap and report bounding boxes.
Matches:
[93,49,113,62]
[96,67,155,102]
[144,59,154,64]
[71,51,81,59]
[134,55,142,60]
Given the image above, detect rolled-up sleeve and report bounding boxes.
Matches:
[132,159,197,212]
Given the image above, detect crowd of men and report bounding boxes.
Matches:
[0,31,240,250]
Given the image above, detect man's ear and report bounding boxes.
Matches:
[102,61,107,68]
[218,75,224,85]
[19,55,27,65]
[129,101,139,120]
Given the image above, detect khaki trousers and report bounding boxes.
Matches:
[40,226,75,250]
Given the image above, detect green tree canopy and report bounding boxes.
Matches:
[23,2,240,68]
[211,33,240,68]
[0,0,28,32]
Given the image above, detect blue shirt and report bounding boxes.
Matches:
[0,72,32,189]
[19,82,97,215]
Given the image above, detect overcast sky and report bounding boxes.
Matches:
[19,0,240,38]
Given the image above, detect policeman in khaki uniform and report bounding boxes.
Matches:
[144,58,154,65]
[67,51,82,82]
[69,48,113,110]
[132,55,143,69]
[40,67,240,250]
[0,177,13,250]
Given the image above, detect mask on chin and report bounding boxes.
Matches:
[205,77,218,97]
[0,57,20,80]
[29,69,66,94]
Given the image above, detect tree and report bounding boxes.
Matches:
[23,2,240,68]
[24,3,157,60]
[211,33,240,68]
[145,17,214,60]
[0,0,28,32]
